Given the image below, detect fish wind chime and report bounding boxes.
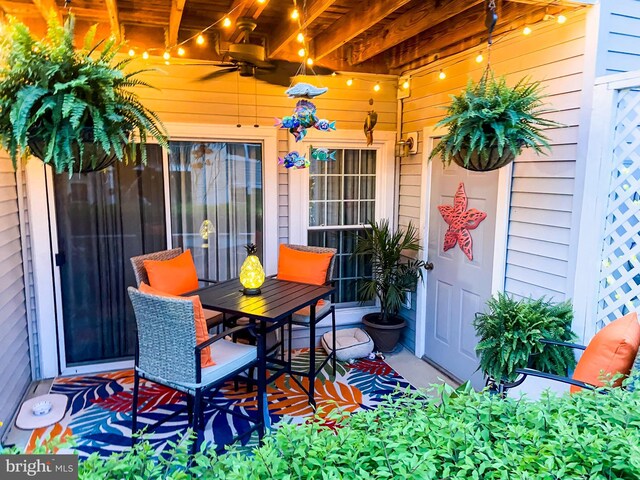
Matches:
[276,82,337,169]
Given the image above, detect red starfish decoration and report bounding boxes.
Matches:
[437,182,487,261]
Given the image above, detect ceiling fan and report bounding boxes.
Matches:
[197,17,333,87]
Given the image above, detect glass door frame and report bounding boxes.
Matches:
[28,124,279,377]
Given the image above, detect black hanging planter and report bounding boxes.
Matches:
[28,127,122,174]
[452,147,515,172]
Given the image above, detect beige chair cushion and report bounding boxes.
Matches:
[292,300,332,324]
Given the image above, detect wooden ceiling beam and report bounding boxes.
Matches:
[507,0,595,5]
[104,0,122,41]
[0,1,41,18]
[312,0,412,61]
[31,0,61,23]
[350,0,484,65]
[225,0,271,43]
[269,0,339,58]
[388,4,562,72]
[168,0,187,46]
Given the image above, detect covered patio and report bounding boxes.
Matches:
[2,0,640,477]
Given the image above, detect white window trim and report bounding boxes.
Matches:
[28,123,279,377]
[287,129,397,324]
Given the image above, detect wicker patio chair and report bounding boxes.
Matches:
[128,287,264,453]
[130,248,224,330]
[283,244,338,377]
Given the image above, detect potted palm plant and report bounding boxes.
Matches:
[353,220,427,352]
[473,293,577,393]
[0,15,167,174]
[429,71,561,171]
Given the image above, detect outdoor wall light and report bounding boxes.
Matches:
[240,243,265,295]
[396,132,418,157]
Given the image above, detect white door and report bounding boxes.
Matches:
[424,160,499,389]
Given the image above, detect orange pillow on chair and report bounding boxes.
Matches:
[143,249,199,295]
[139,282,214,368]
[277,244,333,286]
[570,312,640,393]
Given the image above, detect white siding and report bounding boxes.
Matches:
[0,153,31,440]
[600,0,640,75]
[398,10,589,349]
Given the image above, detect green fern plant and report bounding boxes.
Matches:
[429,71,561,168]
[473,293,577,382]
[0,15,168,174]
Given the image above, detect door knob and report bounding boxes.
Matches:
[425,262,434,271]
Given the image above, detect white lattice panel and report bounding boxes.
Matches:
[596,88,640,329]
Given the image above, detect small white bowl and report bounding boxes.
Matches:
[32,400,52,417]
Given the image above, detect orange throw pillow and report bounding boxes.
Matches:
[570,312,640,392]
[277,244,333,286]
[143,250,199,295]
[139,282,214,368]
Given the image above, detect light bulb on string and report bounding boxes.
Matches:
[346,78,353,86]
[257,0,266,3]
[557,14,567,24]
[298,48,306,57]
[475,53,484,63]
[142,51,149,60]
[438,70,446,80]
[291,9,299,20]
[402,80,410,90]
[223,17,232,28]
[178,47,186,56]
[296,32,305,43]
[128,48,135,57]
[523,26,532,35]
[196,34,205,45]
[163,51,171,60]
[306,57,314,66]
[373,83,380,92]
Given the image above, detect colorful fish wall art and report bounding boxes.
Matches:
[278,151,310,170]
[310,146,337,162]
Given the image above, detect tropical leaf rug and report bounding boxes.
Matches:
[26,349,413,457]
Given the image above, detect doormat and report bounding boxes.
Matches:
[26,349,413,457]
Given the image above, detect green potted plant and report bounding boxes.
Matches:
[352,220,427,352]
[0,15,168,174]
[429,71,560,171]
[473,293,577,391]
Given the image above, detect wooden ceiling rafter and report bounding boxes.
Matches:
[350,0,484,65]
[268,0,339,58]
[225,0,271,43]
[104,0,122,41]
[311,0,412,61]
[32,0,61,23]
[168,0,187,46]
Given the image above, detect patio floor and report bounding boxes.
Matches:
[5,348,454,457]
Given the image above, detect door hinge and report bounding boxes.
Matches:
[55,252,66,267]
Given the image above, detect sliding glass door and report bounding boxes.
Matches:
[168,142,263,281]
[53,146,166,366]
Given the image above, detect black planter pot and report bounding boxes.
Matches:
[362,313,406,353]
[28,127,122,173]
[452,147,515,172]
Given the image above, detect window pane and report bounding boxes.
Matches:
[343,201,358,225]
[361,150,376,174]
[360,176,375,200]
[169,142,262,281]
[326,202,340,225]
[360,201,375,224]
[327,150,342,175]
[309,201,325,227]
[327,175,341,200]
[310,176,326,201]
[344,150,359,174]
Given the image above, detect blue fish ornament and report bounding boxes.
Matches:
[285,83,329,99]
[276,116,300,129]
[279,151,310,169]
[314,119,336,132]
[310,147,337,162]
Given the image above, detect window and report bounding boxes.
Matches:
[169,141,263,281]
[307,149,376,306]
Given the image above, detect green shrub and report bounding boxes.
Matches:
[7,385,640,479]
[474,293,577,382]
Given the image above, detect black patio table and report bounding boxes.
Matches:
[192,277,335,429]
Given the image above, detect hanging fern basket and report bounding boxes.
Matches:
[452,147,516,172]
[27,127,121,173]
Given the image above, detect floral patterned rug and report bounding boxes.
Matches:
[26,349,412,457]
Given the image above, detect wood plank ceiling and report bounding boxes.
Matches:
[0,0,588,74]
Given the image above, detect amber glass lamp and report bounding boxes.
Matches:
[240,243,265,295]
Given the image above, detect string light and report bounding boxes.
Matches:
[298,48,306,57]
[291,8,299,20]
[523,26,532,35]
[163,51,171,60]
[142,51,149,60]
[475,53,484,63]
[223,16,232,28]
[373,83,381,92]
[257,0,266,3]
[346,78,353,86]
[165,61,170,65]
[128,48,135,57]
[438,70,446,80]
[196,34,205,45]
[177,47,186,56]
[402,80,410,90]
[296,32,305,43]
[557,14,567,24]
[306,57,314,66]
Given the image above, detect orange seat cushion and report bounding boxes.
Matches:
[143,250,199,295]
[570,312,640,393]
[139,282,214,368]
[277,244,333,286]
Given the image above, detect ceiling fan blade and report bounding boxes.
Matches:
[198,67,239,81]
[228,51,274,69]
